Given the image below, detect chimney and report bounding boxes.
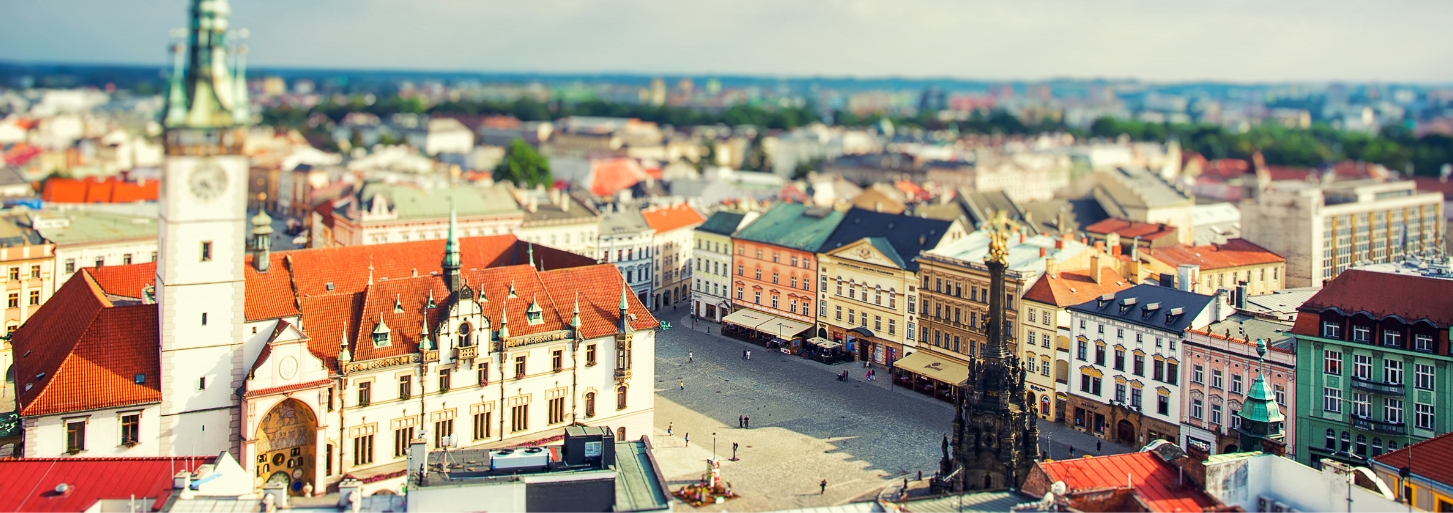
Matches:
[1093,241,1105,253]
[1019,232,1025,244]
[1045,257,1058,276]
[1055,238,1065,250]
[1040,247,1047,258]
[550,187,562,207]
[1112,244,1122,257]
[1127,260,1141,284]
[1235,281,1248,309]
[527,195,538,213]
[1090,254,1102,284]
[173,471,191,490]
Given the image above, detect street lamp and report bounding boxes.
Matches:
[712,432,717,463]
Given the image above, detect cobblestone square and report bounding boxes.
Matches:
[650,312,1131,511]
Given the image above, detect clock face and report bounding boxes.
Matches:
[189,162,228,203]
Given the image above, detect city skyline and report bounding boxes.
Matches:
[1,0,1451,84]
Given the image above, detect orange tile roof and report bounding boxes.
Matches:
[0,456,214,512]
[1084,218,1179,240]
[42,177,158,204]
[1373,431,1453,488]
[1149,239,1285,271]
[12,272,161,417]
[588,158,645,197]
[1021,266,1133,307]
[1037,452,1220,512]
[539,265,659,339]
[640,203,704,234]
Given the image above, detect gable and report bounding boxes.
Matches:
[825,237,904,270]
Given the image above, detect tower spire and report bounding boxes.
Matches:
[528,242,536,270]
[443,197,462,292]
[570,293,581,329]
[231,31,250,124]
[162,0,245,129]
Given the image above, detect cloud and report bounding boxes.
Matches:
[0,0,1450,82]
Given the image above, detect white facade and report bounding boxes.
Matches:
[599,212,654,306]
[22,404,161,458]
[155,147,250,458]
[1240,179,1445,288]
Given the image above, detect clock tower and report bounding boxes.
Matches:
[156,0,251,457]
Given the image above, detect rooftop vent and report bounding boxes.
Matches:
[325,282,334,291]
[134,374,145,384]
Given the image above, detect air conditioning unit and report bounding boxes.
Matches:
[1257,496,1273,512]
[490,447,549,471]
[1271,501,1292,512]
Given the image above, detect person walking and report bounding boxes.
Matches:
[746,350,751,360]
[738,415,744,428]
[1096,440,1102,453]
[1068,445,1075,457]
[679,380,685,391]
[732,442,739,460]
[744,415,750,429]
[667,422,673,435]
[742,349,747,360]
[688,352,693,363]
[820,479,828,494]
[685,433,690,447]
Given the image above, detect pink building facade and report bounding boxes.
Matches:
[1179,315,1297,457]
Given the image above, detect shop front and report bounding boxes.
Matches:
[722,308,812,351]
[891,350,968,402]
[827,326,902,366]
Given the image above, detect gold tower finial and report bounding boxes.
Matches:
[984,210,1017,265]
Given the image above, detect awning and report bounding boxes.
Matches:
[722,309,774,328]
[893,351,969,386]
[806,337,842,349]
[723,308,812,338]
[758,316,812,338]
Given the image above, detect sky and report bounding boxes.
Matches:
[2,0,1452,83]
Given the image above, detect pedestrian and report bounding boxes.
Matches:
[1069,445,1075,457]
[738,415,743,428]
[667,422,673,435]
[747,350,751,360]
[688,352,693,363]
[685,433,690,447]
[744,415,750,429]
[820,479,827,494]
[732,442,739,460]
[742,349,747,360]
[679,380,684,391]
[1096,440,1102,453]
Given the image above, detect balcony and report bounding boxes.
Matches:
[1351,416,1406,435]
[456,346,479,360]
[1350,376,1404,396]
[423,350,440,363]
[614,368,632,381]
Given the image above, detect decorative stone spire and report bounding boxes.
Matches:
[250,194,272,272]
[528,242,536,269]
[338,322,351,363]
[443,198,462,293]
[231,33,250,124]
[418,311,433,351]
[498,307,510,340]
[162,0,248,129]
[570,293,581,330]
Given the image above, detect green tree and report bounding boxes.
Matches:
[791,158,820,181]
[494,139,553,188]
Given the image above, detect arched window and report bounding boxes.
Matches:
[617,426,626,441]
[1325,429,1336,450]
[1340,431,1351,452]
[1355,434,1367,457]
[584,392,596,417]
[458,322,472,347]
[616,386,628,410]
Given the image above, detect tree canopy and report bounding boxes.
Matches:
[493,139,552,188]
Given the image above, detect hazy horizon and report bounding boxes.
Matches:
[3,0,1452,84]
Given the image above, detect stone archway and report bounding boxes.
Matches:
[1116,420,1135,445]
[254,398,319,496]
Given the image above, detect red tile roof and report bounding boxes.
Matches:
[1373,430,1453,487]
[1037,452,1220,512]
[12,273,161,417]
[42,177,158,204]
[0,456,213,512]
[640,203,704,234]
[1295,269,1453,332]
[1084,218,1179,240]
[1021,267,1132,307]
[1148,239,1285,271]
[21,233,640,417]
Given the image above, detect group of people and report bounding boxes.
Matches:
[737,415,751,428]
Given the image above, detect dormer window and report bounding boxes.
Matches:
[1097,294,1114,309]
[1141,303,1160,319]
[394,295,404,313]
[1165,307,1183,324]
[1119,298,1136,314]
[526,299,544,325]
[372,317,391,347]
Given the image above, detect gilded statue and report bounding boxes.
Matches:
[983,210,1017,265]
